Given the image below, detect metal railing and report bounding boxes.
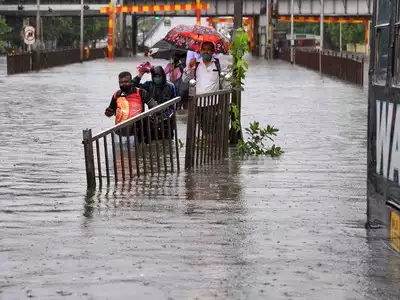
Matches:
[6,47,107,75]
[82,81,233,188]
[83,96,182,188]
[279,48,365,86]
[185,83,232,169]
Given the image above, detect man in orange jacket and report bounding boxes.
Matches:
[104,71,158,141]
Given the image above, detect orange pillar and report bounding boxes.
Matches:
[249,18,254,51]
[107,2,114,60]
[364,20,369,45]
[196,0,201,25]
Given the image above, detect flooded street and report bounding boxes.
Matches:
[1,26,400,299]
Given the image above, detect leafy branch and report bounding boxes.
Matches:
[228,28,249,91]
[0,17,12,54]
[237,121,283,157]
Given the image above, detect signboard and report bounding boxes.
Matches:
[24,26,35,45]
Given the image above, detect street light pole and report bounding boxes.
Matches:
[266,0,269,59]
[80,0,84,62]
[36,0,40,68]
[290,0,294,64]
[319,0,324,74]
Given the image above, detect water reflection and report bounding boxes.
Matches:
[84,151,244,217]
[365,227,400,299]
[1,48,398,298]
[80,155,253,299]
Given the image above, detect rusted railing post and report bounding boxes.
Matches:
[83,129,96,188]
[185,79,197,169]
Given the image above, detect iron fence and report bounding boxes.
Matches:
[279,48,364,86]
[6,47,107,75]
[82,82,233,188]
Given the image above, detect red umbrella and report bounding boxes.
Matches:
[163,24,230,54]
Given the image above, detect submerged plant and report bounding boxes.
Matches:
[236,121,283,157]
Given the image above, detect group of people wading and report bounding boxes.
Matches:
[104,41,228,143]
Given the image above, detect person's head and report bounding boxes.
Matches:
[118,71,132,92]
[200,41,215,62]
[150,65,166,86]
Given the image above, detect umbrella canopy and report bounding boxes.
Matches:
[148,39,187,60]
[162,24,230,55]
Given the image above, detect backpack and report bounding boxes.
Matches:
[166,81,177,98]
[194,58,222,89]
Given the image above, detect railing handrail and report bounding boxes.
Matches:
[196,89,232,98]
[295,48,364,62]
[91,96,182,141]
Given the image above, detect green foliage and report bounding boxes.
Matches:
[277,22,366,49]
[85,18,108,42]
[231,104,241,131]
[326,23,365,47]
[0,17,12,53]
[237,121,283,157]
[228,28,249,91]
[294,23,319,35]
[42,17,107,48]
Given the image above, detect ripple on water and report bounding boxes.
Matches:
[0,52,399,300]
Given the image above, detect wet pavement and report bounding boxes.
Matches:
[1,20,400,299]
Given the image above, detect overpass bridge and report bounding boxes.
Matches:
[0,0,372,17]
[0,0,372,59]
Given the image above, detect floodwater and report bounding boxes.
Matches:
[1,22,400,300]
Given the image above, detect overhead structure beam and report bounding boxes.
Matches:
[100,3,210,14]
[278,15,371,23]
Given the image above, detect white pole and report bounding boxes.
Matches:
[36,0,40,50]
[290,0,294,64]
[319,0,324,74]
[339,21,342,52]
[266,0,269,59]
[80,0,84,62]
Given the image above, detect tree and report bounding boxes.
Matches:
[325,23,365,49]
[84,18,108,44]
[276,21,366,50]
[0,17,12,53]
[42,17,108,49]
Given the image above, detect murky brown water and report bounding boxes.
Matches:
[1,46,400,300]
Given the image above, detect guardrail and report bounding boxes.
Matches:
[82,82,233,188]
[6,47,107,75]
[83,96,181,187]
[279,48,364,86]
[185,87,232,169]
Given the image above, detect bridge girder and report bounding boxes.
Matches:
[279,0,372,16]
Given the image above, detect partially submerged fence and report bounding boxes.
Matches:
[82,83,233,188]
[185,89,232,169]
[7,47,107,75]
[279,48,364,86]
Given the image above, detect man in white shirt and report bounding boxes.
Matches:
[182,42,223,95]
[182,41,226,136]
